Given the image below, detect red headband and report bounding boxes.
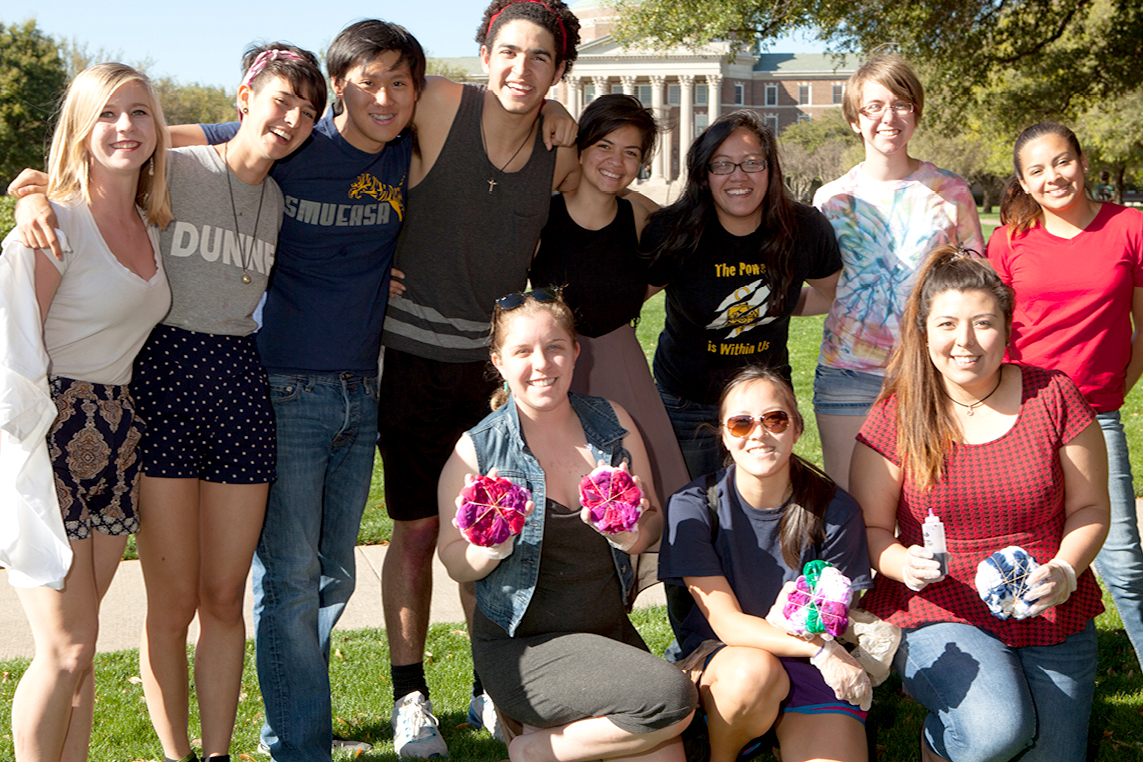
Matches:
[486,0,568,56]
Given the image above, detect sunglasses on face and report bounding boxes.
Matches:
[723,411,791,438]
[495,286,562,311]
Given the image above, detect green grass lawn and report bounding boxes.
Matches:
[3,204,1142,759]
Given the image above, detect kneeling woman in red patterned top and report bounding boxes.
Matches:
[849,245,1109,762]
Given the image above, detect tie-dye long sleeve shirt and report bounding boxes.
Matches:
[813,161,983,373]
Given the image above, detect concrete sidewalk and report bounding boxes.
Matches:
[0,543,667,661]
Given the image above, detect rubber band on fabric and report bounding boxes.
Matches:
[486,0,568,55]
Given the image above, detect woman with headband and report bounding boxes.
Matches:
[126,44,325,762]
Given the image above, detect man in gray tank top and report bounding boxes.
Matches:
[377,1,582,757]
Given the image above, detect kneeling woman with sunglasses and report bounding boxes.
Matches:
[659,366,873,762]
[438,290,696,762]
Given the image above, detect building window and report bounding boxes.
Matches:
[612,84,625,95]
[832,83,844,104]
[797,114,811,124]
[765,84,777,106]
[695,84,708,105]
[584,84,596,101]
[637,84,652,106]
[734,83,745,105]
[695,112,709,133]
[765,114,779,134]
[798,84,810,105]
[668,84,680,105]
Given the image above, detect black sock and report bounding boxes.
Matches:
[205,757,229,762]
[391,661,429,703]
[472,669,484,697]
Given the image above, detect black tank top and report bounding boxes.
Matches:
[530,195,648,338]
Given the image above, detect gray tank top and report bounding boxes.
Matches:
[382,84,558,363]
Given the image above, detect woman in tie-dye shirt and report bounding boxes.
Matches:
[812,54,982,490]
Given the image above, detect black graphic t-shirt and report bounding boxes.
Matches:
[644,203,841,405]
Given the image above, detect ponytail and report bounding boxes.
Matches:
[999,176,1042,239]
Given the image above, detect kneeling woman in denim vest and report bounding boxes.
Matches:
[438,290,697,762]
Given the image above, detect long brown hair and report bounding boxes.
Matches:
[880,245,1014,490]
[718,366,834,568]
[1000,121,1085,238]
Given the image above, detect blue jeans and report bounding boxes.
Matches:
[895,621,1096,762]
[1093,410,1143,668]
[253,372,380,761]
[658,386,722,481]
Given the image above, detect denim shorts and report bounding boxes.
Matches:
[812,365,885,416]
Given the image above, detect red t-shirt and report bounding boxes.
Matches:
[987,203,1143,412]
[857,365,1103,647]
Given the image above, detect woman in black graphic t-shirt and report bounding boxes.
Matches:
[643,110,842,480]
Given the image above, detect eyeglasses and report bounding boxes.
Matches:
[708,159,768,175]
[495,287,562,311]
[723,411,791,438]
[858,102,915,118]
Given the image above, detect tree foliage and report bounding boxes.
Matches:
[152,78,236,127]
[778,109,862,202]
[616,0,1143,133]
[0,20,68,186]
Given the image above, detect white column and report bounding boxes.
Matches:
[567,76,582,119]
[592,76,609,100]
[650,75,667,181]
[679,74,695,171]
[620,75,636,96]
[706,73,723,120]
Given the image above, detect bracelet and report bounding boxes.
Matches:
[814,643,826,660]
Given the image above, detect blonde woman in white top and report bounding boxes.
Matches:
[1,62,172,762]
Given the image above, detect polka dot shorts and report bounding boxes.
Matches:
[132,324,276,484]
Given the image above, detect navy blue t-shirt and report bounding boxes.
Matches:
[202,112,411,374]
[659,465,872,658]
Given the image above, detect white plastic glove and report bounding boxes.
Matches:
[902,544,945,592]
[601,526,640,552]
[1022,558,1077,617]
[810,640,872,711]
[764,580,814,639]
[475,535,517,560]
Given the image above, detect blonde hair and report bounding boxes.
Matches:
[488,292,577,411]
[46,63,172,227]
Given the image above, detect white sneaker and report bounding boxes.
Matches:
[467,691,505,741]
[392,691,449,759]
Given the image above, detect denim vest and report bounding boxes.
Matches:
[469,393,636,636]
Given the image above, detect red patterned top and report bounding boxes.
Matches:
[857,365,1103,647]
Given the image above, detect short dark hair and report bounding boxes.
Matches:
[576,93,658,166]
[476,0,581,77]
[327,19,426,98]
[241,43,327,112]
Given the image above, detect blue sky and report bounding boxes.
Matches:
[2,2,823,90]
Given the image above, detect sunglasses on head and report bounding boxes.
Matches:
[495,287,562,311]
[723,411,791,438]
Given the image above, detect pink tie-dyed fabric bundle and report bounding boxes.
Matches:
[456,475,530,547]
[579,465,643,534]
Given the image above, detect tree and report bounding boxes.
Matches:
[426,58,474,82]
[152,78,235,127]
[0,20,68,186]
[778,110,861,202]
[615,0,1143,132]
[1081,87,1143,202]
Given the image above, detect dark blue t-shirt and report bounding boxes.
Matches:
[201,112,411,374]
[659,465,872,658]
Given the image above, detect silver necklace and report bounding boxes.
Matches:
[223,141,266,284]
[481,114,538,194]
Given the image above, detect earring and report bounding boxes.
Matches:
[148,157,154,177]
[242,107,248,114]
